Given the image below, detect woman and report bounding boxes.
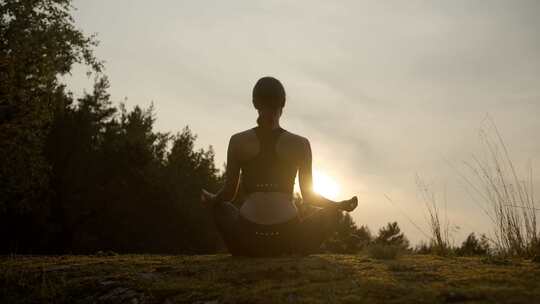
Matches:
[201,76,358,257]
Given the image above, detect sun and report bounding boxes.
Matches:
[313,170,341,200]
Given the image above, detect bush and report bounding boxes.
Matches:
[375,222,410,250]
[365,222,410,260]
[414,241,433,255]
[457,233,490,256]
[413,240,455,256]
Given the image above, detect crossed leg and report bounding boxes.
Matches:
[212,201,245,255]
[212,201,342,256]
[294,205,341,254]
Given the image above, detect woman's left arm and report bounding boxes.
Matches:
[201,135,241,204]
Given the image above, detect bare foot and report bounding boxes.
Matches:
[339,196,358,212]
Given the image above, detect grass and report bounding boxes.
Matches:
[460,117,539,256]
[416,176,453,255]
[366,244,403,260]
[412,118,539,258]
[1,254,539,304]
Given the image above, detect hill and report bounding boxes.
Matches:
[1,254,539,303]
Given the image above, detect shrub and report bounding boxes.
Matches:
[414,241,433,255]
[365,222,410,259]
[457,233,490,256]
[375,222,409,250]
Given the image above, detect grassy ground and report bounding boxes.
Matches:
[1,254,539,304]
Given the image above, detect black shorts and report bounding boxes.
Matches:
[212,201,340,257]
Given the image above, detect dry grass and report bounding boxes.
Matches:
[459,117,539,256]
[416,176,453,255]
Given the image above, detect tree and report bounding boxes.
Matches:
[0,0,100,252]
[321,213,373,253]
[45,77,116,251]
[356,225,373,248]
[164,127,221,253]
[375,222,410,250]
[457,233,490,256]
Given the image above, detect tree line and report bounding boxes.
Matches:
[1,0,373,254]
[0,0,223,253]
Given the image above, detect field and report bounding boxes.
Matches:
[1,254,539,304]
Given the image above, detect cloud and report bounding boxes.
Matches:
[68,0,540,244]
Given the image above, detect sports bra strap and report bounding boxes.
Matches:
[240,127,296,195]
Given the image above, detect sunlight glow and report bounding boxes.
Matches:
[313,170,341,200]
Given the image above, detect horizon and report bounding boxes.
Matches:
[65,0,540,245]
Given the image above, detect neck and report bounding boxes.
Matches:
[259,120,280,130]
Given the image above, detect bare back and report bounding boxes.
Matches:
[228,127,311,224]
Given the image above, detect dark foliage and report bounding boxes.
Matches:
[2,72,223,253]
[322,214,373,253]
[457,233,490,256]
[0,0,369,255]
[375,221,410,250]
[0,1,222,254]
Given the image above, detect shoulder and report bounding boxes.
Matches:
[283,129,309,144]
[229,128,257,145]
[280,129,311,151]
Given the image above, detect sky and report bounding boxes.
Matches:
[67,0,540,244]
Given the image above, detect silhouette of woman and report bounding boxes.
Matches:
[201,76,358,257]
